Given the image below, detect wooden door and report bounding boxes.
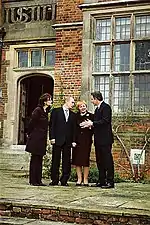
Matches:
[18,82,26,144]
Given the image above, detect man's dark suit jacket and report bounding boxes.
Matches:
[93,101,114,146]
[49,107,76,146]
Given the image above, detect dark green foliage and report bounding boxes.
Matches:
[69,168,77,181]
[69,167,126,183]
[42,144,52,178]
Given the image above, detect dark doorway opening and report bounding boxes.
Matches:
[18,75,54,144]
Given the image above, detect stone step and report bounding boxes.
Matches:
[0,163,29,171]
[0,146,29,173]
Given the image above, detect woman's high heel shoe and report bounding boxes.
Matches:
[83,183,89,187]
[76,183,82,186]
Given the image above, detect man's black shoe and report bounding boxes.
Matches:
[61,183,69,186]
[49,182,58,186]
[91,183,105,187]
[29,183,39,186]
[101,183,114,189]
[39,183,47,186]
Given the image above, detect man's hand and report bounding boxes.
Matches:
[72,142,77,148]
[50,139,55,145]
[80,119,93,128]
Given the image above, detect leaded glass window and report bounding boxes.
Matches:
[96,19,111,41]
[95,76,109,103]
[94,45,110,72]
[114,44,130,71]
[135,15,150,38]
[115,17,130,40]
[134,74,150,112]
[93,14,150,114]
[31,50,41,67]
[18,50,28,67]
[113,76,130,113]
[135,41,150,70]
[45,50,55,66]
[17,48,55,68]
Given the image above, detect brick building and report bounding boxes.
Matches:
[0,0,150,179]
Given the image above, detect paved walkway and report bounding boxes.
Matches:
[0,170,150,224]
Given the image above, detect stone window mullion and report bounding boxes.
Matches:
[28,49,31,68]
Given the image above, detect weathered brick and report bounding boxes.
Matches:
[0,210,11,216]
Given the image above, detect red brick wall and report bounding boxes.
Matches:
[54,0,83,102]
[90,122,150,180]
[56,0,83,24]
[54,29,83,101]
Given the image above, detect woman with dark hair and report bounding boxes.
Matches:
[25,93,52,186]
[72,101,93,186]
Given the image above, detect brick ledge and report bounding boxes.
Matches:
[0,201,150,225]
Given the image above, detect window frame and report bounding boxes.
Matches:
[92,12,150,115]
[16,47,55,69]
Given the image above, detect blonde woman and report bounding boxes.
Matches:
[72,101,93,186]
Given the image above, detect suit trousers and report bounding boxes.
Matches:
[51,144,71,184]
[29,154,43,185]
[95,144,114,185]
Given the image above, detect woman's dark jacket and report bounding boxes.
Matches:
[25,105,49,156]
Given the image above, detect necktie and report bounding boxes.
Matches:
[65,109,69,122]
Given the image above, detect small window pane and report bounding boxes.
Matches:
[135,41,150,70]
[115,17,130,40]
[94,76,109,103]
[94,45,110,72]
[114,44,130,71]
[134,74,150,112]
[31,50,41,67]
[96,19,111,41]
[45,50,55,66]
[113,75,130,113]
[135,15,150,38]
[18,51,28,67]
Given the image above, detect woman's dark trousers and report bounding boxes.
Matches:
[29,154,43,185]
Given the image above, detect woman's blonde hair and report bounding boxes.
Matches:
[76,100,87,108]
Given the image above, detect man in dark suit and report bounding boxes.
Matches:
[80,91,114,188]
[49,96,76,186]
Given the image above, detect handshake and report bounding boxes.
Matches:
[80,119,93,128]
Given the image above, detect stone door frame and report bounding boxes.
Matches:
[3,43,55,145]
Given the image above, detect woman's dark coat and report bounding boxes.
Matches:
[25,105,49,156]
[72,111,94,167]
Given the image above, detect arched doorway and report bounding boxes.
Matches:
[18,74,54,144]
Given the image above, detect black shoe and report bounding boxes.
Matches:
[61,183,69,186]
[29,183,39,186]
[76,183,82,186]
[101,183,114,189]
[39,183,47,186]
[83,183,89,187]
[91,183,103,187]
[49,182,58,186]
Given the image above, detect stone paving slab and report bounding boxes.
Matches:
[0,172,150,214]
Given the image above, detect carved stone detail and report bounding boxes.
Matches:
[4,4,56,24]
